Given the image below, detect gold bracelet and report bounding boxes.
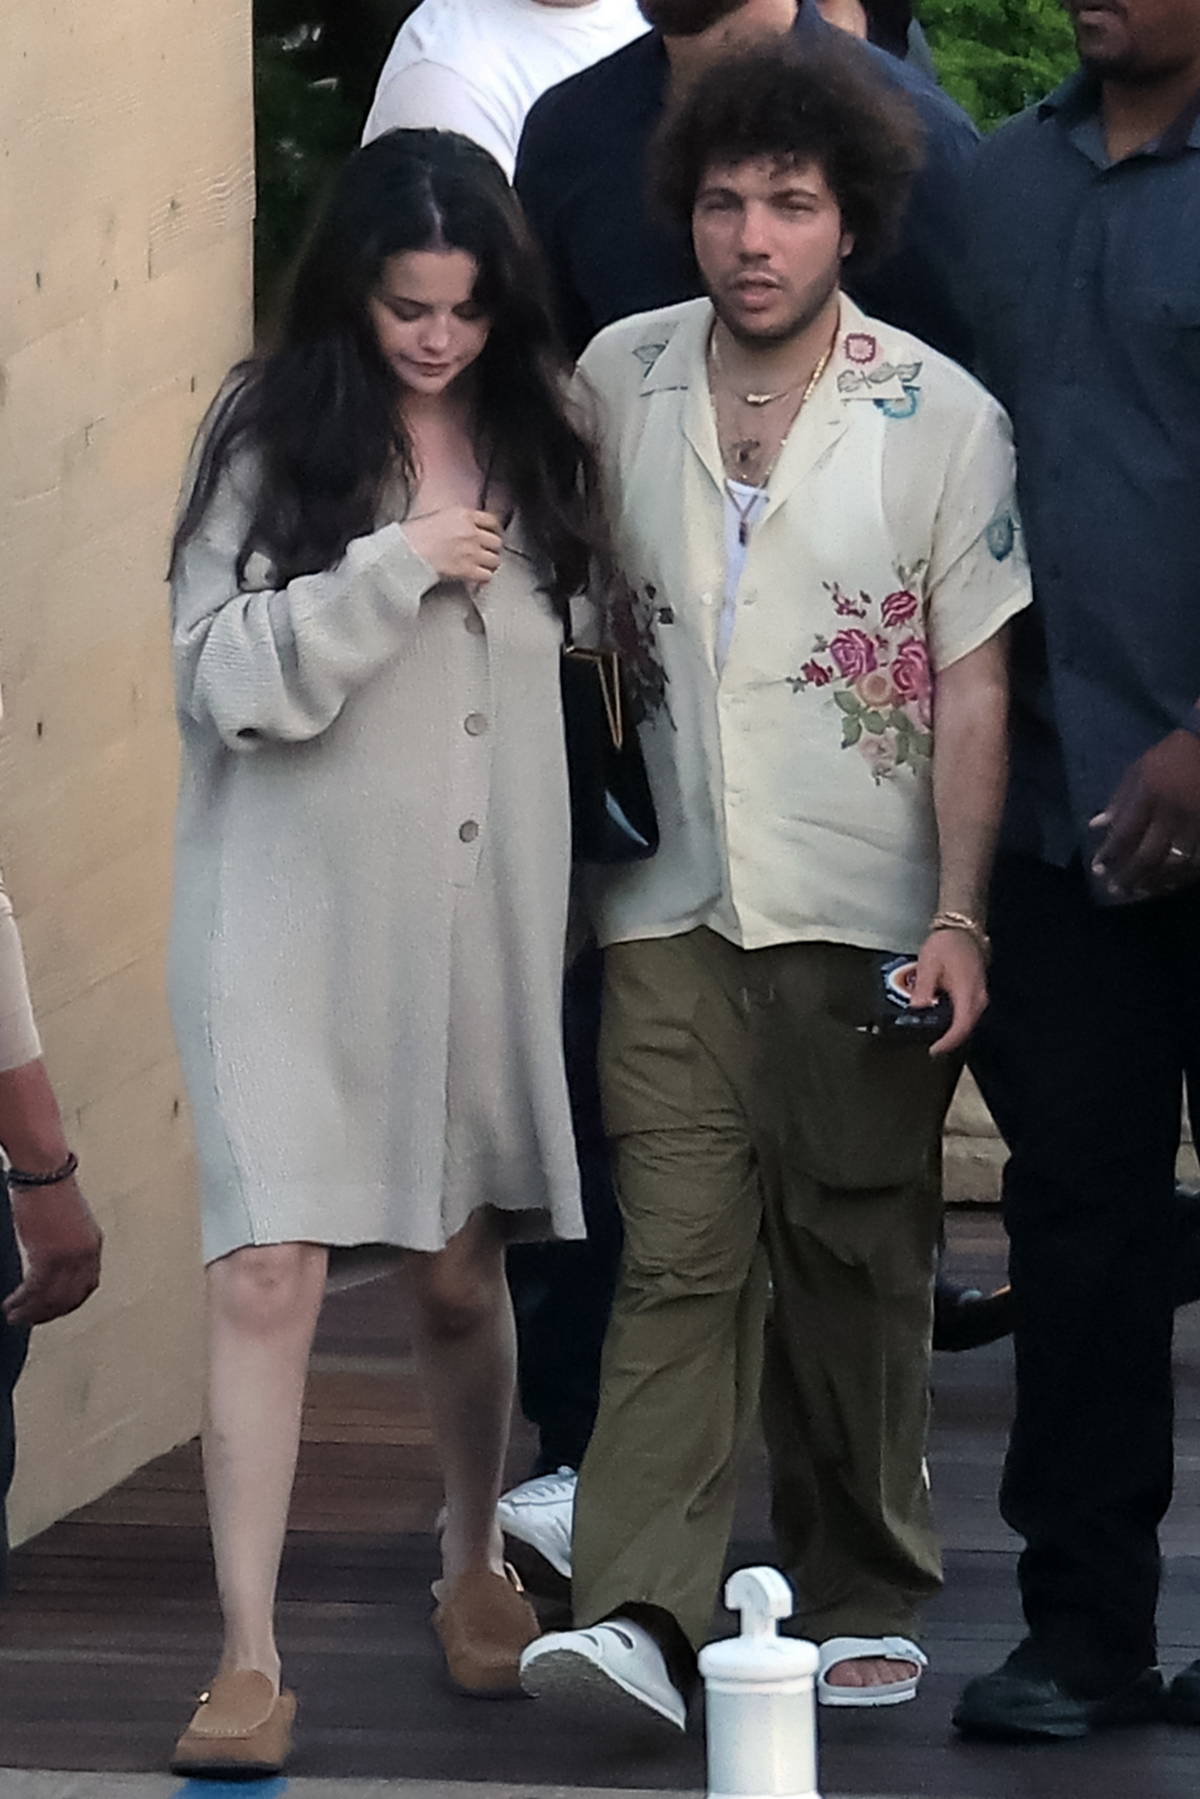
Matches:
[929,910,991,962]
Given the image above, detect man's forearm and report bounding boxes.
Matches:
[0,898,67,1171]
[931,637,1010,922]
[0,1059,72,1174]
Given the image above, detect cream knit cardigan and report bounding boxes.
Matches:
[168,460,584,1263]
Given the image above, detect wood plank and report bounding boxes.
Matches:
[4,1211,1200,1794]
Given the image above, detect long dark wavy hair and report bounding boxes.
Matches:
[172,128,604,614]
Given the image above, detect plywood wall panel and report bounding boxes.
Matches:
[0,0,253,1542]
[0,2,253,361]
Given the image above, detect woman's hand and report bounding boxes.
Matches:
[401,508,504,585]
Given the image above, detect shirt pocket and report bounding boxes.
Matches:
[1118,285,1200,377]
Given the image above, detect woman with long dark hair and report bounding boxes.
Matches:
[167,128,602,1776]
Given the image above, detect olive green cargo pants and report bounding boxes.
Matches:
[572,928,956,1650]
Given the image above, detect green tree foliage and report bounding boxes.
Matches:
[253,0,415,318]
[922,0,1076,132]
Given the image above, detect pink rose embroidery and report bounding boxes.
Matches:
[800,659,834,687]
[829,628,878,680]
[844,332,878,365]
[882,589,919,627]
[892,636,932,724]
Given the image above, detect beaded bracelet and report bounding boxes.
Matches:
[6,1151,79,1189]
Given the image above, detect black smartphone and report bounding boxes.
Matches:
[858,952,952,1039]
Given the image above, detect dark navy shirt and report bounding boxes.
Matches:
[968,74,1200,866]
[514,2,978,362]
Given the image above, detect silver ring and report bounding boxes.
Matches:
[1168,845,1189,861]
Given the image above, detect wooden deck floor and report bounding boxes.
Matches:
[5,1211,1200,1795]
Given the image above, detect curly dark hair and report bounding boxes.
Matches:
[653,39,924,271]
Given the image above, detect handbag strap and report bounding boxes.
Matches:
[564,645,623,751]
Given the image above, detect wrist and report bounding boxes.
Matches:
[6,1150,78,1189]
[1,1130,72,1175]
[928,909,991,962]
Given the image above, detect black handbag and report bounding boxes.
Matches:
[561,644,659,864]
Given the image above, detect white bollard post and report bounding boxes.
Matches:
[698,1567,821,1799]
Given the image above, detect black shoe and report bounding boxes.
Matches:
[953,1646,1163,1742]
[1164,1660,1200,1723]
[932,1276,1013,1353]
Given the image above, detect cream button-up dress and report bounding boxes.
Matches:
[168,459,584,1264]
[579,296,1033,957]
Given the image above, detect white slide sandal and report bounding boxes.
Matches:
[817,1636,928,1708]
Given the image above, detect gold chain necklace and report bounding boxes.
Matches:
[712,330,836,545]
[711,331,826,407]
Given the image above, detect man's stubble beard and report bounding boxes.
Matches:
[1080,45,1196,83]
[636,0,749,36]
[710,261,842,351]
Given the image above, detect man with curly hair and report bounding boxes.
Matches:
[515,0,978,360]
[517,41,1029,1730]
[496,0,1005,1598]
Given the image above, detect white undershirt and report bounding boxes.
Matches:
[718,481,768,673]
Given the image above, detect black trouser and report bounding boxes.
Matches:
[970,853,1200,1691]
[506,943,622,1475]
[0,1177,29,1593]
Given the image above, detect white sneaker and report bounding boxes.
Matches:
[519,1619,687,1731]
[495,1466,576,1581]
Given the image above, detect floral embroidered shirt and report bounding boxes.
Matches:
[579,295,1032,955]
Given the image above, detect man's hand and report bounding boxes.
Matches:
[5,1177,102,1328]
[1091,729,1200,899]
[910,929,988,1058]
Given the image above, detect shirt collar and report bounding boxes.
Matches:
[1037,67,1099,124]
[1038,65,1200,157]
[637,294,913,398]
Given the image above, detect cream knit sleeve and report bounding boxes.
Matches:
[0,872,41,1074]
[171,460,442,753]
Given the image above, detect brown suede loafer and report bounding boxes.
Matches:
[432,1564,541,1697]
[170,1669,297,1776]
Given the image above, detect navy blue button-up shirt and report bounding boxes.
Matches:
[968,74,1200,866]
[515,2,978,362]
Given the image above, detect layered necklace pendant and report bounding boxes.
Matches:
[712,326,837,550]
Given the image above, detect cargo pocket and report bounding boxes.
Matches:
[778,1010,953,1193]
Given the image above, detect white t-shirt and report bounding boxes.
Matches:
[362,0,647,180]
[718,480,768,673]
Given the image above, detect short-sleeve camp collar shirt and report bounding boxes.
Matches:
[580,296,1032,956]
